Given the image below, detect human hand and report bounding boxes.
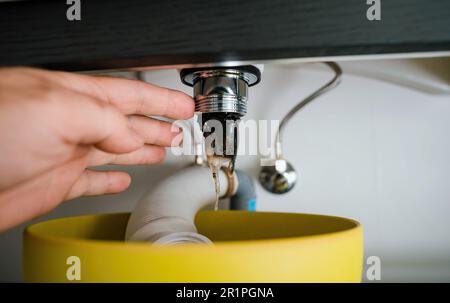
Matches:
[0,67,194,231]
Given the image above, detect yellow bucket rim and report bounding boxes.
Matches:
[24,211,361,250]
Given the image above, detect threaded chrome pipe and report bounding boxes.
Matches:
[180,65,262,172]
[195,94,247,114]
[180,66,260,116]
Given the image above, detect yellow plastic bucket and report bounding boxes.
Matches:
[23,211,363,282]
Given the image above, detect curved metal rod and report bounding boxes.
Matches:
[275,62,342,158]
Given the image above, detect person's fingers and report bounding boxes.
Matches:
[92,76,195,119]
[128,115,183,147]
[65,170,131,201]
[88,145,166,166]
[0,156,87,231]
[40,69,195,120]
[54,89,144,154]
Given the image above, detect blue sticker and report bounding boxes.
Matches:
[248,198,256,211]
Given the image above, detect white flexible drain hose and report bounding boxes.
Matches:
[125,165,237,244]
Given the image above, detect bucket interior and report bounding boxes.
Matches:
[27,211,358,243]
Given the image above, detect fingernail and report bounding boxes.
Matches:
[172,125,182,133]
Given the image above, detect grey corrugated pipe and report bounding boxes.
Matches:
[230,170,257,211]
[125,165,238,245]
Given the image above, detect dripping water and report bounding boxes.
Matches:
[207,156,232,211]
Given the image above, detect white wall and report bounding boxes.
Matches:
[0,58,449,281]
